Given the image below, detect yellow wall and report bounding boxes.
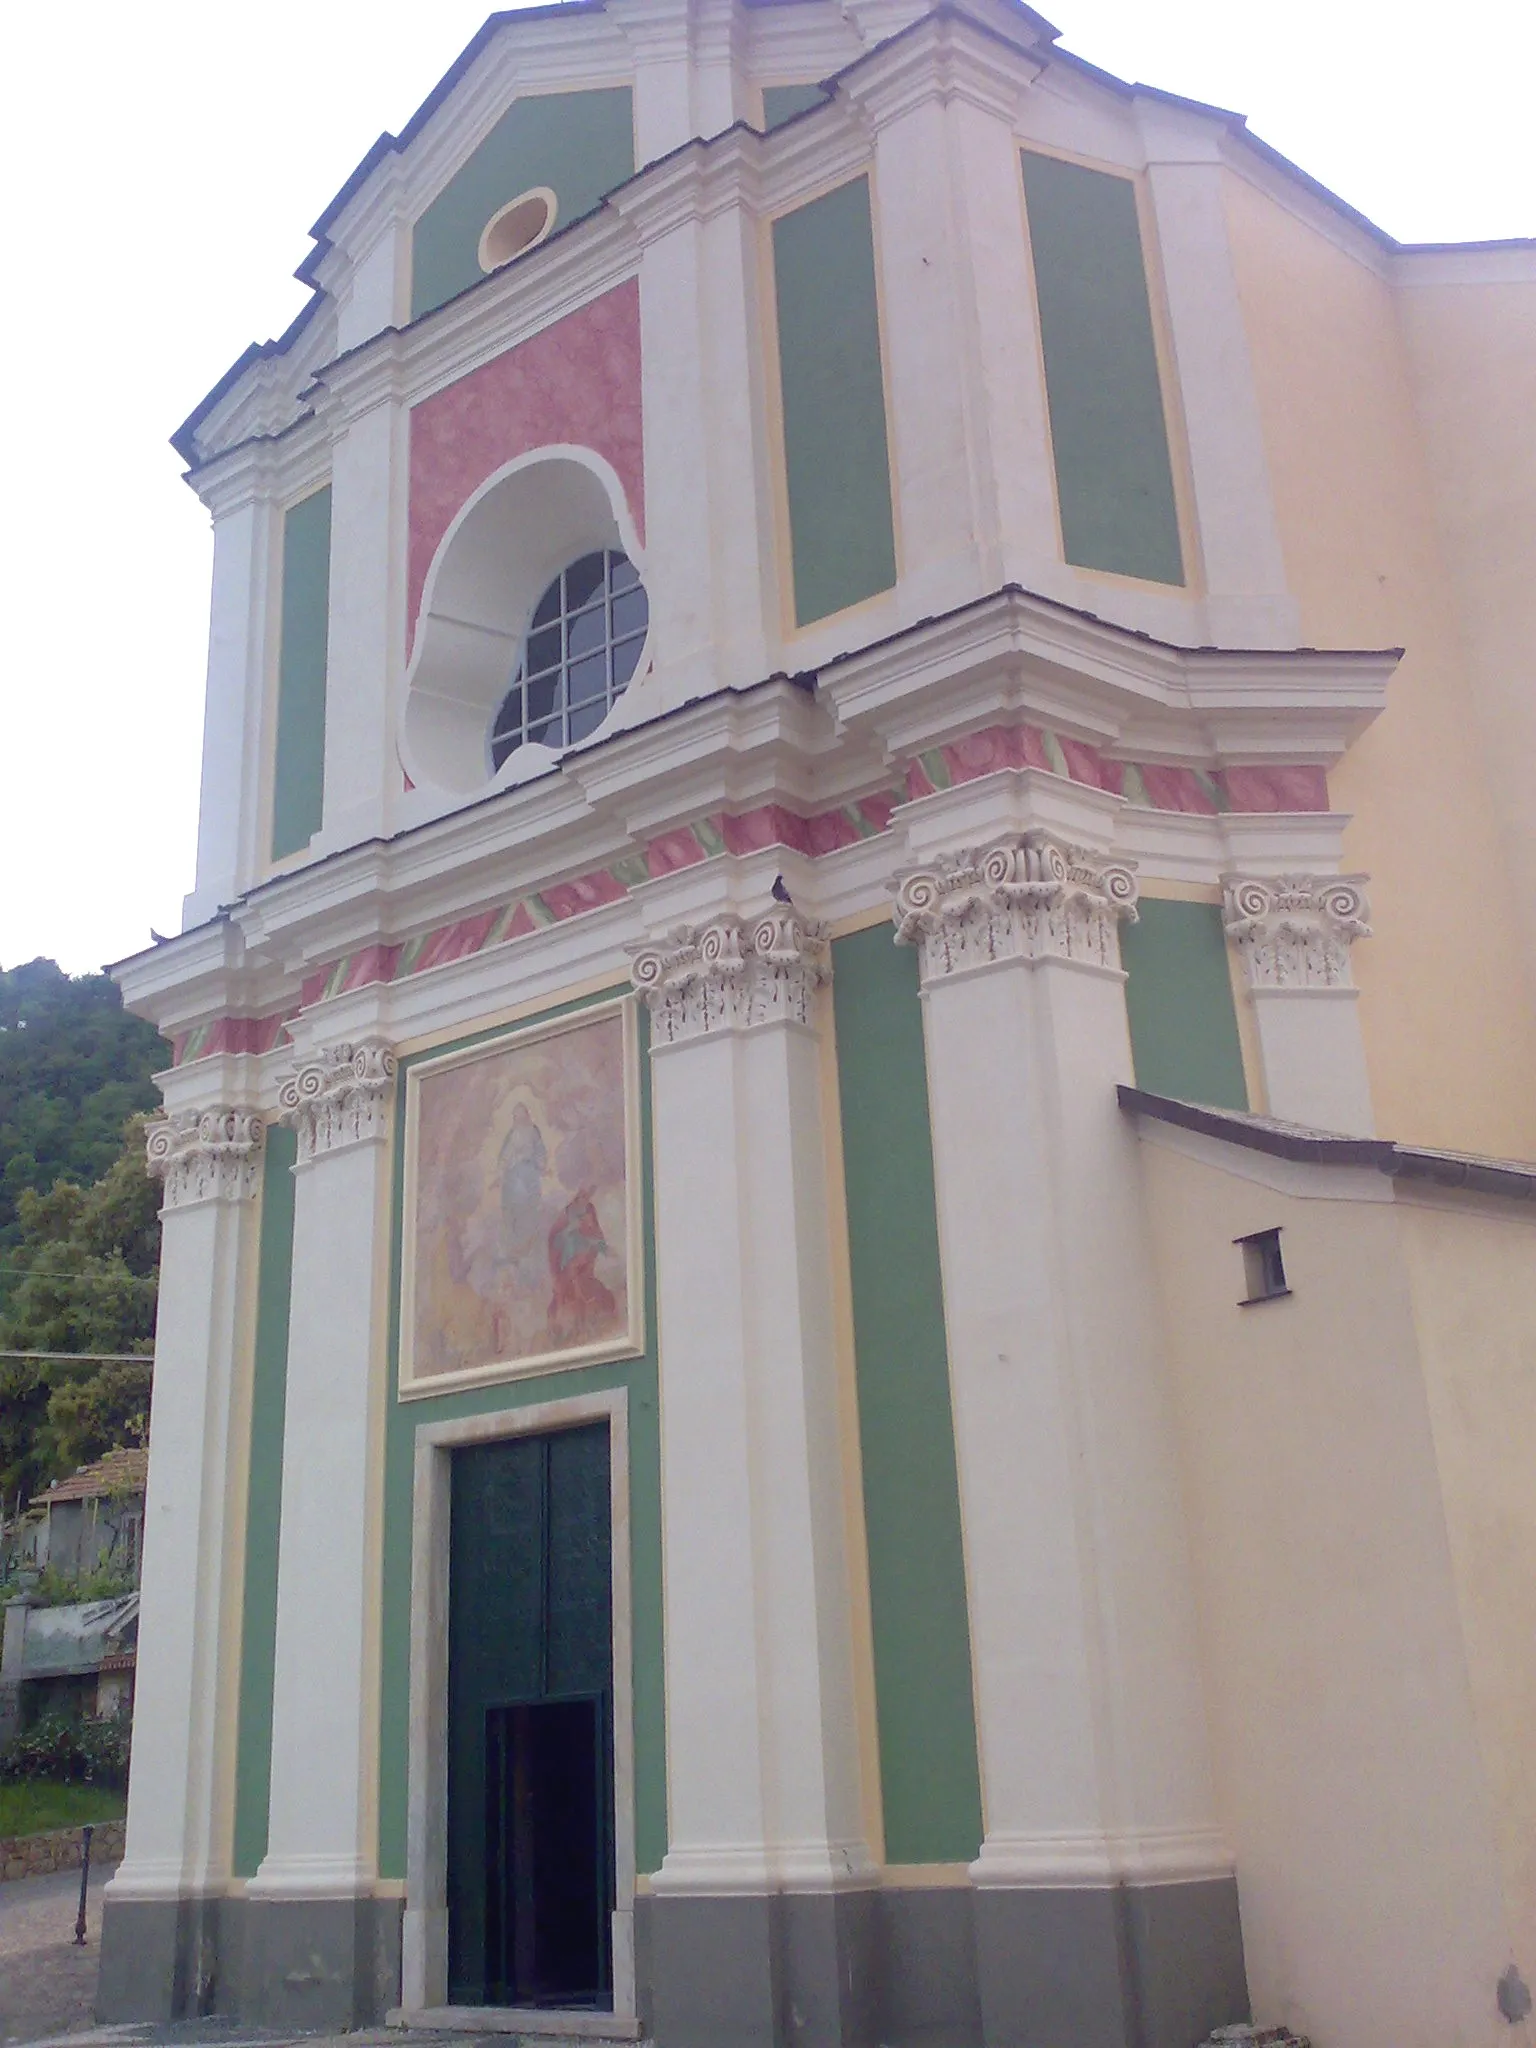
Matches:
[1221,177,1536,1158]
[1137,1132,1516,2047]
[1400,1196,1536,1958]
[1395,273,1536,1017]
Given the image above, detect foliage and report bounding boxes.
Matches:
[46,1358,154,1473]
[0,1118,160,1359]
[0,960,163,1271]
[0,961,162,1513]
[26,1562,138,1609]
[0,1359,57,1517]
[0,1116,159,1504]
[0,1775,126,1838]
[0,1704,132,1787]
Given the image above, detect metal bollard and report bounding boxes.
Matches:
[74,1824,93,1945]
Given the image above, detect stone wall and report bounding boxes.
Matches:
[0,1818,124,1882]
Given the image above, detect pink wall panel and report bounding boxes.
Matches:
[407,279,644,652]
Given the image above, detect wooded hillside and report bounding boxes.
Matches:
[0,960,163,1505]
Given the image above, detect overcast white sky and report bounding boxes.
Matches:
[0,0,1529,977]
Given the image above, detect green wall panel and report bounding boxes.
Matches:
[761,83,830,130]
[1021,150,1185,586]
[411,88,635,320]
[270,486,332,863]
[1121,898,1249,1110]
[833,926,983,1864]
[772,175,898,627]
[232,1122,297,1877]
[377,991,666,1881]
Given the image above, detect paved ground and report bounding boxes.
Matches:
[0,1861,119,2047]
[0,1870,650,2048]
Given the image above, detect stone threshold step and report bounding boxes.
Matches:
[387,2009,642,2041]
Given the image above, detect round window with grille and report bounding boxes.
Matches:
[490,550,649,769]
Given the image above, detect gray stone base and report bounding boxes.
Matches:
[97,1890,403,2029]
[642,1889,880,2048]
[640,1876,1247,2048]
[101,1876,1244,2046]
[974,1878,1249,2048]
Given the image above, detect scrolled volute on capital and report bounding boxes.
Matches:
[892,831,1138,980]
[629,910,830,1044]
[145,1104,266,1208]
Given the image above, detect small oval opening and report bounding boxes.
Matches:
[478,187,558,273]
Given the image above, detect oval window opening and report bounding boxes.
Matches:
[478,187,558,273]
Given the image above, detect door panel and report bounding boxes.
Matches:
[447,1425,614,2007]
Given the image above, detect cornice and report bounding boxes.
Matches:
[114,586,1388,1044]
[188,413,332,519]
[1390,241,1536,288]
[816,586,1396,769]
[310,157,410,301]
[111,920,291,1042]
[837,9,1045,130]
[306,210,640,430]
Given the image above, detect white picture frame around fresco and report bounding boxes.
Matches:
[399,995,643,1399]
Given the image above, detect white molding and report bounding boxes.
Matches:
[629,907,830,1043]
[893,831,1137,984]
[116,588,1388,1044]
[1390,242,1536,289]
[400,1388,636,2020]
[1130,1114,1392,1205]
[970,1823,1234,1889]
[1222,874,1371,992]
[277,1037,398,1161]
[145,1107,265,1210]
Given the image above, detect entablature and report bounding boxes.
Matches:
[816,584,1397,769]
[116,585,1392,1071]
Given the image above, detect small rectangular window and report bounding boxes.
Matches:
[1236,1227,1289,1305]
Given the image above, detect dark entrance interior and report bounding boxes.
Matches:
[447,1425,615,2009]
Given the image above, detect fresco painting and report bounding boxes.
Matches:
[404,1004,635,1386]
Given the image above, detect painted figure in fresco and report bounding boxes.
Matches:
[497,1101,547,1255]
[546,1187,616,1345]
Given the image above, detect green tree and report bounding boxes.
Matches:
[0,1119,160,1358]
[0,1118,159,1501]
[46,1359,154,1473]
[0,961,163,1303]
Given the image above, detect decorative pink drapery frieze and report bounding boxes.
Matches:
[173,746,1330,1064]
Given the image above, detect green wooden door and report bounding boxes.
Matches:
[446,1425,615,2007]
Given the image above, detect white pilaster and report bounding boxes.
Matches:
[249,1038,396,1898]
[848,46,993,621]
[615,163,773,715]
[893,804,1227,1893]
[183,476,281,930]
[108,1105,265,1903]
[314,398,405,854]
[1223,874,1376,1135]
[1134,97,1299,649]
[631,909,872,1894]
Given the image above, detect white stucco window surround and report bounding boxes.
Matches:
[477,186,557,272]
[401,448,650,799]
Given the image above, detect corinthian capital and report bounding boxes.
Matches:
[278,1038,397,1161]
[1222,874,1371,990]
[629,908,831,1047]
[892,833,1138,983]
[146,1106,265,1210]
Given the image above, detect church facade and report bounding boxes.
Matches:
[104,4,1536,2044]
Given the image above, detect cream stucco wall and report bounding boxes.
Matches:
[1222,176,1536,1159]
[1400,1195,1536,1960]
[1395,271,1536,1015]
[1137,1130,1518,2048]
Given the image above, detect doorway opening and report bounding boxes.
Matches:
[447,1425,615,2009]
